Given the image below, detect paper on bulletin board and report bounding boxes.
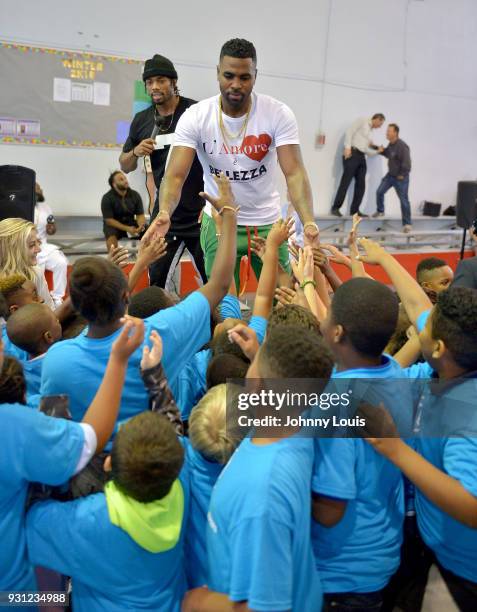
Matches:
[71,82,93,103]
[53,78,71,102]
[93,81,110,106]
[0,117,17,136]
[16,119,41,137]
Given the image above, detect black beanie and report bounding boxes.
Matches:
[142,54,178,81]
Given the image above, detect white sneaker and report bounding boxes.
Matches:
[403,225,413,233]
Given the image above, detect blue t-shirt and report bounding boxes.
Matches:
[312,356,411,593]
[23,354,45,401]
[219,294,268,344]
[171,351,209,421]
[0,403,84,592]
[41,292,211,437]
[207,437,322,611]
[183,439,223,588]
[1,326,28,362]
[413,376,477,582]
[26,472,190,612]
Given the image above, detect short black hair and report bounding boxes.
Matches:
[220,38,257,64]
[372,113,385,121]
[69,257,128,325]
[416,257,448,283]
[388,123,400,134]
[6,303,55,354]
[331,278,399,358]
[128,286,175,319]
[206,353,249,389]
[0,356,26,404]
[108,171,122,189]
[259,324,333,379]
[268,304,321,335]
[432,287,477,371]
[111,412,184,503]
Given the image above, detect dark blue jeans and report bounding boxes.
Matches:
[376,173,412,226]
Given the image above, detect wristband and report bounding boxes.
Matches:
[304,221,319,232]
[132,147,139,159]
[217,205,239,216]
[300,279,316,289]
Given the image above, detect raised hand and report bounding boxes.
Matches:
[320,243,352,269]
[266,217,295,249]
[137,236,167,266]
[275,286,296,307]
[251,236,267,261]
[303,245,315,280]
[357,238,388,265]
[141,330,163,371]
[108,244,129,269]
[199,173,238,215]
[227,324,259,361]
[112,317,145,362]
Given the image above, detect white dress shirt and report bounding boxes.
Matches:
[344,117,378,155]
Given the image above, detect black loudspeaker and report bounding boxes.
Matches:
[422,201,441,217]
[456,181,477,229]
[0,165,36,222]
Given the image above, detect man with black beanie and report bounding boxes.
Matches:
[119,54,206,290]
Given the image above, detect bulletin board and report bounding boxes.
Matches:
[0,42,151,148]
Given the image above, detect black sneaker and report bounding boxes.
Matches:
[331,208,343,217]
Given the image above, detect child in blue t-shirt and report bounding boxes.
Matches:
[7,303,62,402]
[0,318,144,594]
[27,336,190,612]
[0,274,43,361]
[183,325,332,612]
[184,383,244,588]
[358,238,477,609]
[40,175,238,441]
[312,277,414,609]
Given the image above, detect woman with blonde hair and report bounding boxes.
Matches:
[0,218,55,309]
[184,383,245,588]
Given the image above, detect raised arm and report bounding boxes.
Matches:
[197,174,237,311]
[253,219,293,319]
[358,238,432,327]
[277,144,318,244]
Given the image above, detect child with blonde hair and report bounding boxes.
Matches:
[185,384,243,587]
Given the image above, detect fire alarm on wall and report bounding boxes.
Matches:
[315,132,326,149]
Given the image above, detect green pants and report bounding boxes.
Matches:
[200,214,291,290]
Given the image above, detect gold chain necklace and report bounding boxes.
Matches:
[218,96,252,143]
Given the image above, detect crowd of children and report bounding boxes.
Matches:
[1,175,477,611]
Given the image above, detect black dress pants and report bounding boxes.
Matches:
[333,149,367,214]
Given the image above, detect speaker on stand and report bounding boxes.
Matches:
[0,165,36,222]
[456,181,477,260]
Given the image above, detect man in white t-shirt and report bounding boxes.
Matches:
[144,38,318,290]
[34,183,68,307]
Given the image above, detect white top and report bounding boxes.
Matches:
[344,117,378,155]
[173,92,300,226]
[33,266,54,310]
[34,201,53,243]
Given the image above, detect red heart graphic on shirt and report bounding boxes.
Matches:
[241,134,272,162]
